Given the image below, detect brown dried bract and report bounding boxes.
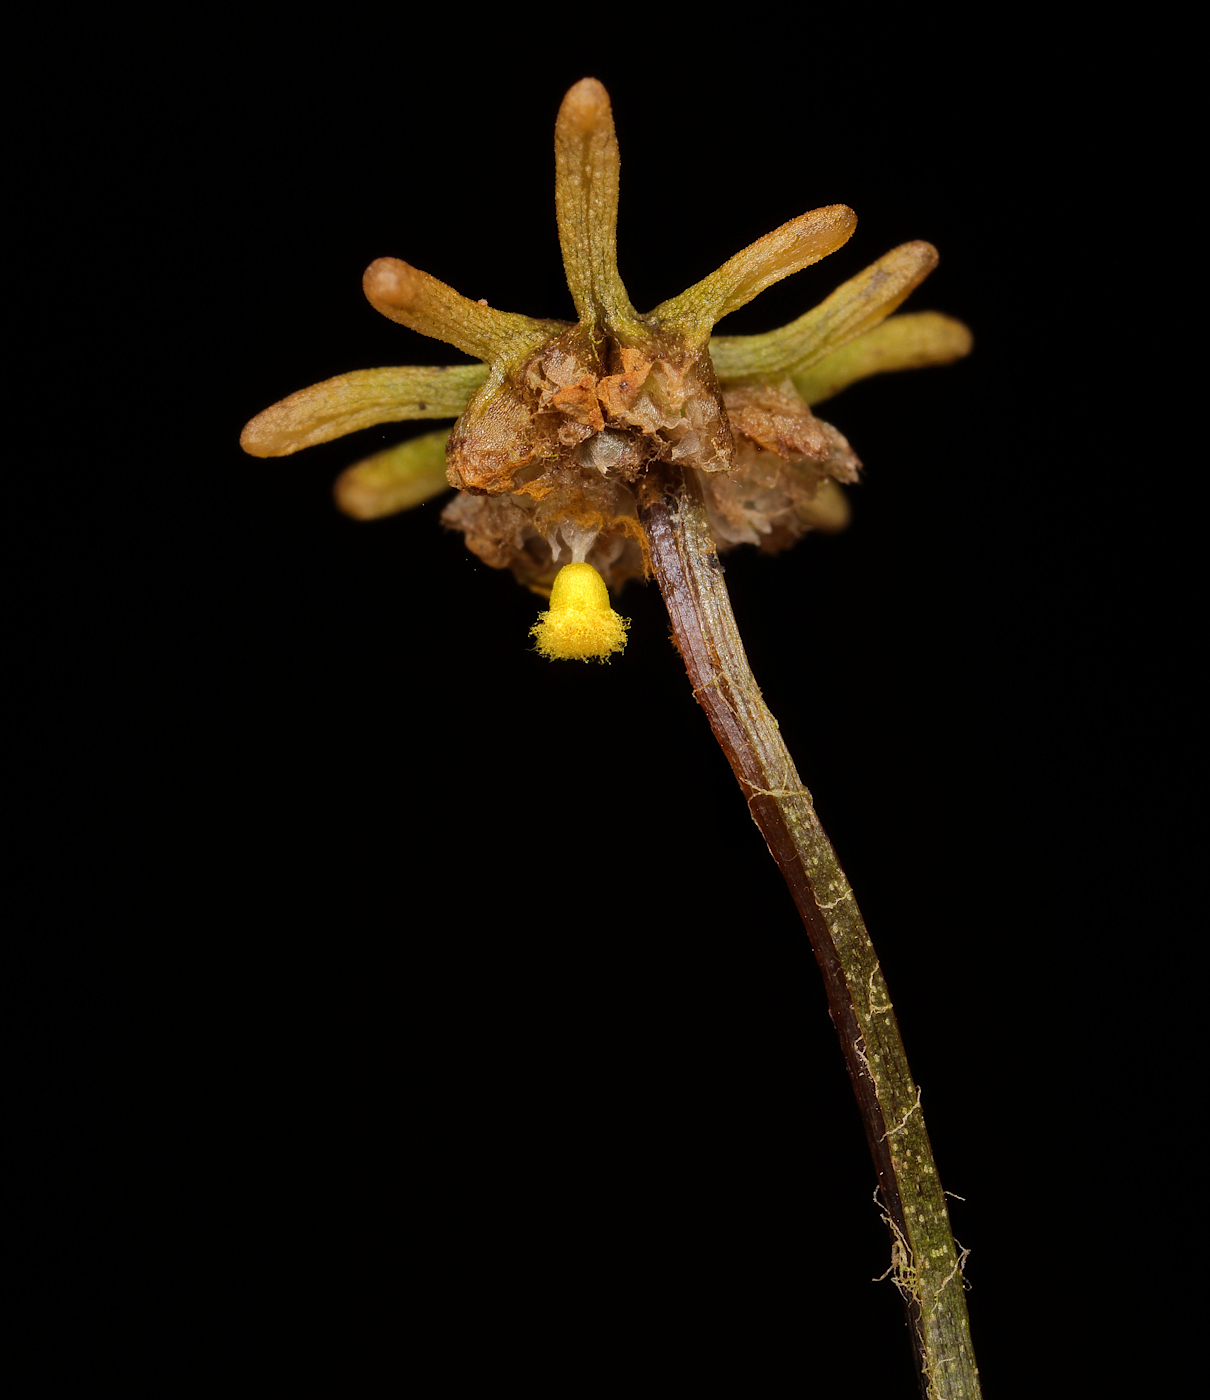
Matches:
[441,470,647,591]
[700,379,860,553]
[448,323,734,496]
[723,377,855,469]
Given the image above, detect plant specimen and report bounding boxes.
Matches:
[242,78,978,1397]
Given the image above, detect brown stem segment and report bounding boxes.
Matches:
[638,462,981,1400]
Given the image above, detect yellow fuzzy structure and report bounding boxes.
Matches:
[530,562,629,662]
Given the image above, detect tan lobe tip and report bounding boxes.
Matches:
[238,420,267,457]
[363,256,418,309]
[560,77,610,132]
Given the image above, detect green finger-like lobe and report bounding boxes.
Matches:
[240,365,489,458]
[553,78,639,334]
[333,427,453,520]
[710,241,940,381]
[363,258,563,365]
[649,206,856,344]
[791,312,973,405]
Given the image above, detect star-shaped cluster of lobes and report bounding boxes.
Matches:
[242,78,970,656]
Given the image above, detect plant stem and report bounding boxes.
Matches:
[638,462,981,1400]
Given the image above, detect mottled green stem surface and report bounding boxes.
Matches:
[638,463,981,1400]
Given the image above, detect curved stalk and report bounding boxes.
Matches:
[638,463,981,1400]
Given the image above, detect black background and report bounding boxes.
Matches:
[15,22,1181,1398]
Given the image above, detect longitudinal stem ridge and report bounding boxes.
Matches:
[638,463,981,1400]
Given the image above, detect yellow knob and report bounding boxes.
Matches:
[530,562,630,662]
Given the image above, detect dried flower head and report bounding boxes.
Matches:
[241,78,970,653]
[237,80,983,1387]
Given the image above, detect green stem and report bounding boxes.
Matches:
[638,462,981,1400]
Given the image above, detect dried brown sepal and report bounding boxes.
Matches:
[722,378,860,477]
[447,322,735,498]
[240,365,488,458]
[441,476,647,592]
[362,257,564,365]
[553,77,640,335]
[710,240,940,381]
[446,324,598,494]
[650,206,857,344]
[700,438,856,553]
[792,310,974,405]
[700,379,859,553]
